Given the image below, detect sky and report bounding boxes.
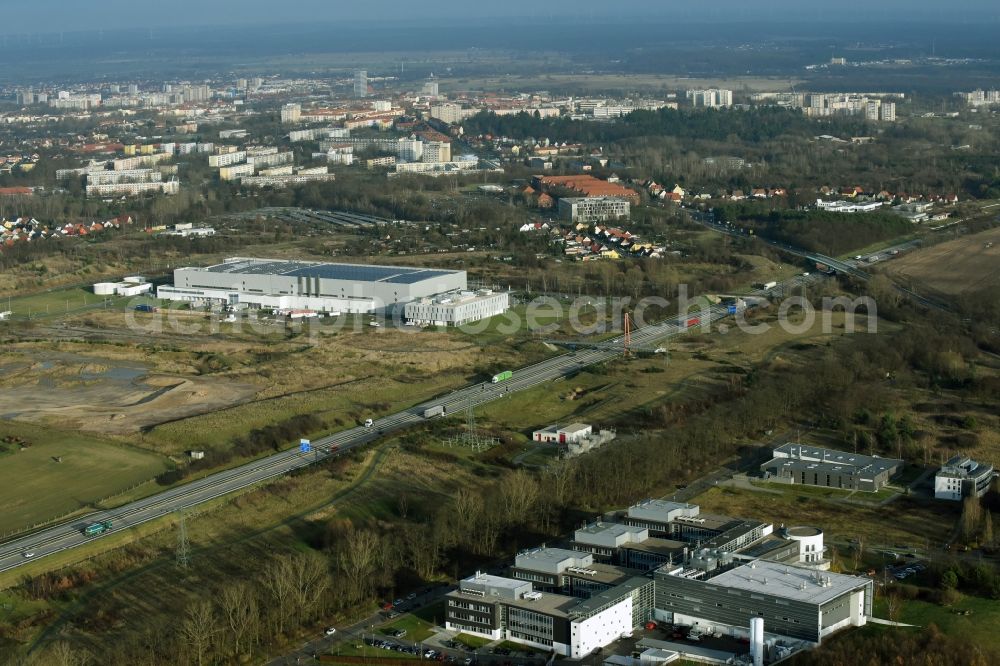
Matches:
[1,0,997,32]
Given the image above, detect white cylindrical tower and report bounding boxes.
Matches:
[750,617,764,666]
[785,526,824,564]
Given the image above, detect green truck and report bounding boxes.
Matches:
[83,520,112,537]
[491,370,513,384]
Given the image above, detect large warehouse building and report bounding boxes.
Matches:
[654,559,873,644]
[157,257,468,314]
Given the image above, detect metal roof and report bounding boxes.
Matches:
[706,560,869,605]
[201,258,460,284]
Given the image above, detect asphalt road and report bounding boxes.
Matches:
[0,245,857,576]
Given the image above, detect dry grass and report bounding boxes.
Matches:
[693,485,959,551]
[885,227,1000,295]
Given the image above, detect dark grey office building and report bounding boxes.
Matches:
[653,559,873,644]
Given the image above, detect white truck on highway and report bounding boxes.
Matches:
[422,405,446,419]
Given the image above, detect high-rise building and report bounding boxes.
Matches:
[423,80,440,97]
[280,103,302,124]
[397,138,424,163]
[128,84,139,95]
[422,141,451,163]
[879,101,896,122]
[865,100,880,121]
[354,70,368,98]
[686,88,734,108]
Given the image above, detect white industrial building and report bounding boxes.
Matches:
[93,276,153,297]
[532,423,593,444]
[157,257,467,314]
[403,290,510,326]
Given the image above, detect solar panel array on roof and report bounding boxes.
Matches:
[285,264,420,282]
[203,259,459,284]
[385,269,452,284]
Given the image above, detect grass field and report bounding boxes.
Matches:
[870,593,1000,653]
[885,226,1000,295]
[454,633,492,649]
[474,309,879,436]
[0,421,169,535]
[381,614,436,642]
[692,484,959,553]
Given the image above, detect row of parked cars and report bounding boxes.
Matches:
[443,640,477,653]
[889,562,926,580]
[365,637,420,655]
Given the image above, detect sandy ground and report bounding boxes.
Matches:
[0,351,256,435]
[886,227,1000,295]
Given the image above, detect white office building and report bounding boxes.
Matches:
[403,290,510,326]
[935,455,996,501]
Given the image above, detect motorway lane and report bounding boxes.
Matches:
[0,285,786,574]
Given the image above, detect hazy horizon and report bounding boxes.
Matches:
[2,0,998,33]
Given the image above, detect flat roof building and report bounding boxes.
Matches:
[761,444,902,493]
[158,257,466,314]
[573,522,687,571]
[620,500,772,553]
[403,289,510,327]
[654,559,873,645]
[532,423,593,444]
[558,196,631,223]
[446,572,653,658]
[935,455,996,501]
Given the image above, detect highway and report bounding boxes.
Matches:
[690,211,952,310]
[0,288,785,574]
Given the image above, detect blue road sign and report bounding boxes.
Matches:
[727,305,738,315]
[300,439,312,453]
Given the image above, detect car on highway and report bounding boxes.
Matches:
[365,419,374,428]
[325,627,337,636]
[22,551,34,558]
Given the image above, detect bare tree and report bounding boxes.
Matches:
[220,582,258,660]
[961,497,983,542]
[181,599,216,666]
[261,555,295,635]
[338,528,380,605]
[498,470,540,526]
[291,550,332,623]
[850,537,865,572]
[38,640,91,666]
